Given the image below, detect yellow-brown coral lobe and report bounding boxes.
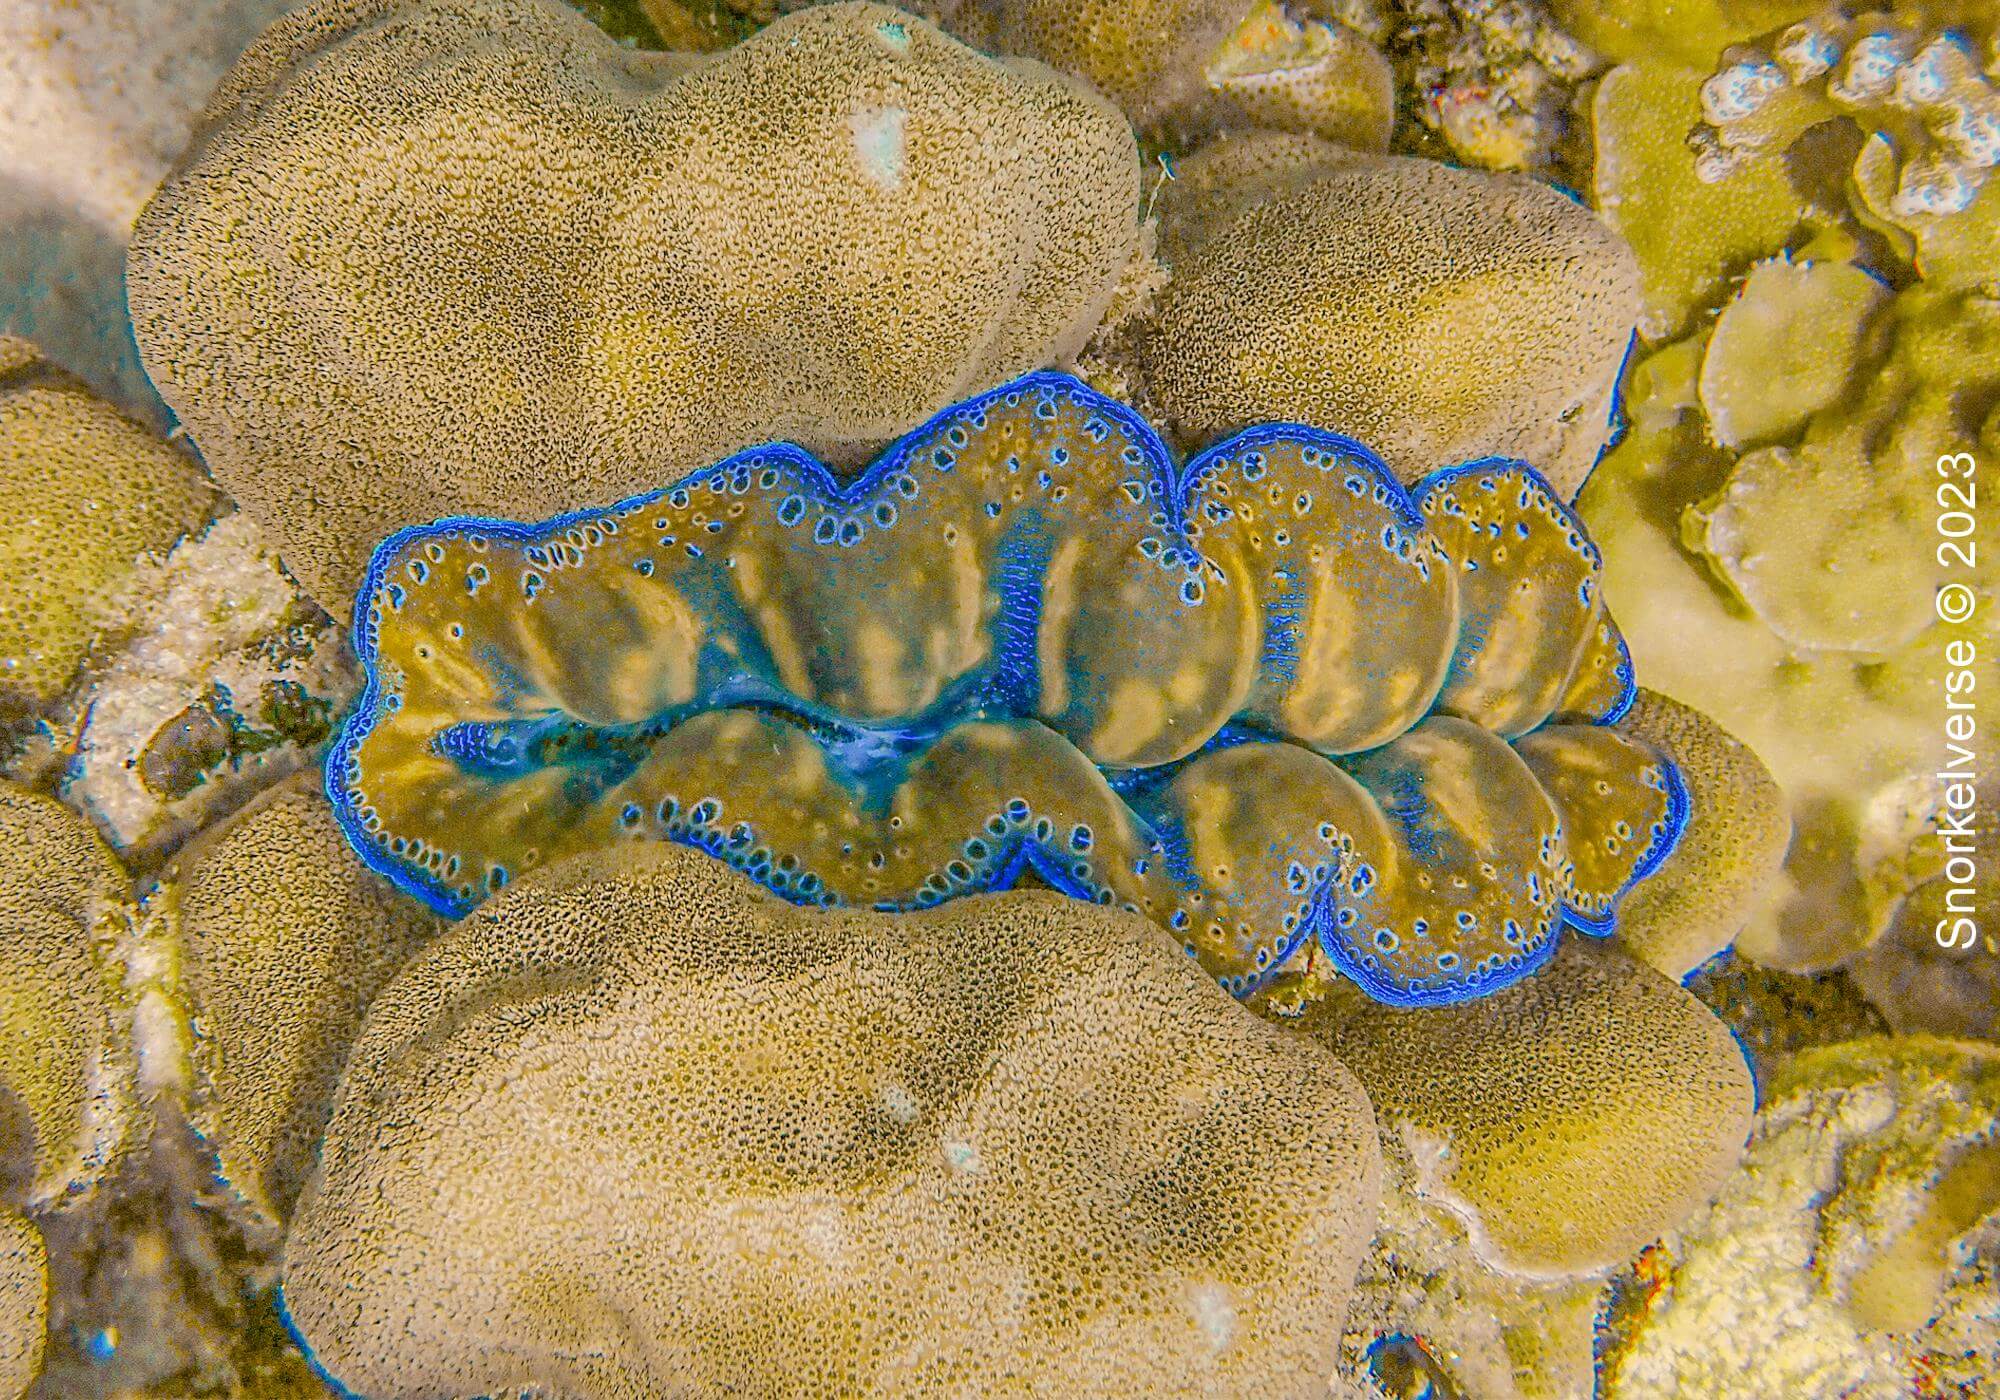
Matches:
[1137,154,1642,498]
[0,782,137,1210]
[160,772,442,1225]
[0,339,217,712]
[0,1208,44,1398]
[128,0,1141,616]
[1610,689,1790,979]
[1323,937,1755,1277]
[282,843,1382,1398]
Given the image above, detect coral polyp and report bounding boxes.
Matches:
[330,371,1683,1009]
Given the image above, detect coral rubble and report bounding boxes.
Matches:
[1602,1036,2000,1396]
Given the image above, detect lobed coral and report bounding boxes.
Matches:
[0,1208,43,1396]
[281,842,1383,1398]
[1610,688,1792,979]
[158,773,442,1226]
[0,783,138,1211]
[330,370,1686,1010]
[1137,151,1641,497]
[1324,937,1755,1278]
[0,782,140,1396]
[127,0,1142,617]
[0,0,294,421]
[0,340,217,715]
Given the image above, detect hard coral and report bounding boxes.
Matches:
[329,370,1684,1011]
[0,782,137,1210]
[1690,7,2000,229]
[158,772,442,1226]
[128,0,1141,616]
[0,1208,42,1398]
[1324,937,1755,1277]
[1612,688,1791,979]
[0,341,217,714]
[282,842,1382,1399]
[1579,259,1997,973]
[0,0,294,421]
[1135,152,1641,497]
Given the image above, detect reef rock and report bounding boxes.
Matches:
[1603,1036,2000,1397]
[282,842,1382,1398]
[128,0,1142,616]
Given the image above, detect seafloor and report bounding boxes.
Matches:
[1,0,1996,1396]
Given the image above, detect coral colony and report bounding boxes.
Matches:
[1,0,1993,1394]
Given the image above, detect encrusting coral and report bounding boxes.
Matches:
[156,772,442,1227]
[330,369,1687,1011]
[1134,150,1641,497]
[1601,1035,2000,1396]
[0,339,217,715]
[281,842,1384,1399]
[127,0,1142,616]
[1580,0,1999,976]
[1323,937,1756,1278]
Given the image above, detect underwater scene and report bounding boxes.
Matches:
[0,0,1996,1395]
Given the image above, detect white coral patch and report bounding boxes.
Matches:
[850,106,907,191]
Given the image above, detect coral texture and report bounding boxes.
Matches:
[1324,938,1755,1277]
[0,341,217,713]
[330,371,1685,1010]
[1137,152,1641,497]
[128,0,1142,615]
[0,782,137,1209]
[160,773,442,1225]
[1603,1036,2000,1396]
[1611,688,1791,979]
[282,842,1383,1399]
[954,0,1396,148]
[1582,1,1998,976]
[0,1208,44,1398]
